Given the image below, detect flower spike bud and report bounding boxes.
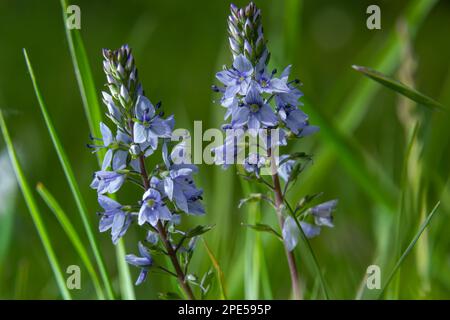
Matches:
[228,2,269,66]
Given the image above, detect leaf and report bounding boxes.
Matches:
[115,240,136,300]
[238,193,274,209]
[377,201,441,299]
[36,183,105,299]
[185,225,215,238]
[352,65,445,111]
[0,109,71,300]
[242,223,282,240]
[202,239,228,300]
[23,49,114,299]
[59,0,103,147]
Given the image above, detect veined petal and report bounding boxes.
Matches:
[133,122,147,144]
[233,54,253,74]
[100,122,113,146]
[135,95,155,120]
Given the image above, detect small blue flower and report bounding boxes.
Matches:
[97,195,131,244]
[216,54,254,98]
[101,91,122,122]
[244,153,267,177]
[310,200,337,227]
[213,129,246,168]
[99,123,129,171]
[125,242,153,285]
[146,230,159,245]
[277,155,296,182]
[162,144,205,214]
[138,188,172,226]
[231,85,278,131]
[90,170,126,194]
[255,68,290,94]
[282,216,321,251]
[133,95,173,146]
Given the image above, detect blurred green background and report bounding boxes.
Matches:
[0,0,449,299]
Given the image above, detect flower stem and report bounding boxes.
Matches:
[269,149,301,300]
[137,155,196,300]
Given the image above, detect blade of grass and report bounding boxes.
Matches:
[202,239,228,300]
[59,0,134,299]
[0,109,71,300]
[115,240,135,300]
[23,49,114,299]
[352,65,445,111]
[36,183,105,299]
[377,201,441,299]
[60,0,102,143]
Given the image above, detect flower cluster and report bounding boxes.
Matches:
[89,45,207,291]
[213,3,337,251]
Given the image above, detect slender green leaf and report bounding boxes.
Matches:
[60,0,134,299]
[202,239,228,300]
[0,109,71,300]
[242,223,282,240]
[352,65,445,110]
[23,49,114,299]
[115,240,135,300]
[377,201,441,298]
[36,183,105,299]
[60,0,102,143]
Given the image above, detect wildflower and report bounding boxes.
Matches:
[97,195,131,244]
[91,45,207,295]
[310,200,337,227]
[162,144,205,214]
[138,188,172,226]
[282,216,321,251]
[216,54,253,98]
[125,242,153,285]
[90,170,126,194]
[231,84,278,130]
[244,153,266,177]
[98,123,129,170]
[255,68,290,94]
[133,95,173,146]
[277,155,296,182]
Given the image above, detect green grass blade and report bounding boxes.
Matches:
[23,49,114,299]
[59,0,134,299]
[377,201,441,299]
[60,0,102,143]
[115,239,135,300]
[36,183,105,299]
[0,109,71,300]
[352,65,445,111]
[202,239,228,300]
